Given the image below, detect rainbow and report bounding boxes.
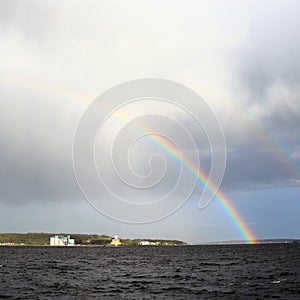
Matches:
[228,100,299,180]
[149,136,258,244]
[251,119,298,179]
[0,76,92,105]
[1,77,260,243]
[109,111,258,244]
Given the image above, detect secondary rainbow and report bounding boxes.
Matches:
[228,99,299,180]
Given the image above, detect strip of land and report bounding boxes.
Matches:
[203,239,300,245]
[0,233,188,246]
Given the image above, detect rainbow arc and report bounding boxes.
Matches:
[1,77,262,243]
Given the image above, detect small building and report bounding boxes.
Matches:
[139,240,150,246]
[50,235,75,246]
[139,240,157,246]
[110,235,121,246]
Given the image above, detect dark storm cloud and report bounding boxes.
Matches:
[220,105,300,191]
[222,142,300,190]
[231,3,300,146]
[221,3,300,190]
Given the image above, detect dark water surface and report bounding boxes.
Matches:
[0,244,299,299]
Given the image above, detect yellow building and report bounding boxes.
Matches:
[110,235,122,246]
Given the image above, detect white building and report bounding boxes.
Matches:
[50,235,75,246]
[139,240,157,246]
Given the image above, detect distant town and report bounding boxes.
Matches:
[0,233,188,247]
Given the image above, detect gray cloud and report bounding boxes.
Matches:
[235,3,300,98]
[0,1,299,210]
[213,3,300,191]
[0,2,299,243]
[0,82,83,205]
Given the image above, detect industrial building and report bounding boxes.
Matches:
[50,235,75,246]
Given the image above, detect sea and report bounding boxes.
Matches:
[0,243,299,299]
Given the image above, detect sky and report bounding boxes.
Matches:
[0,1,299,243]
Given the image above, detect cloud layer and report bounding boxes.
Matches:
[0,1,299,210]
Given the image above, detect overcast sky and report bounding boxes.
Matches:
[0,1,299,243]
